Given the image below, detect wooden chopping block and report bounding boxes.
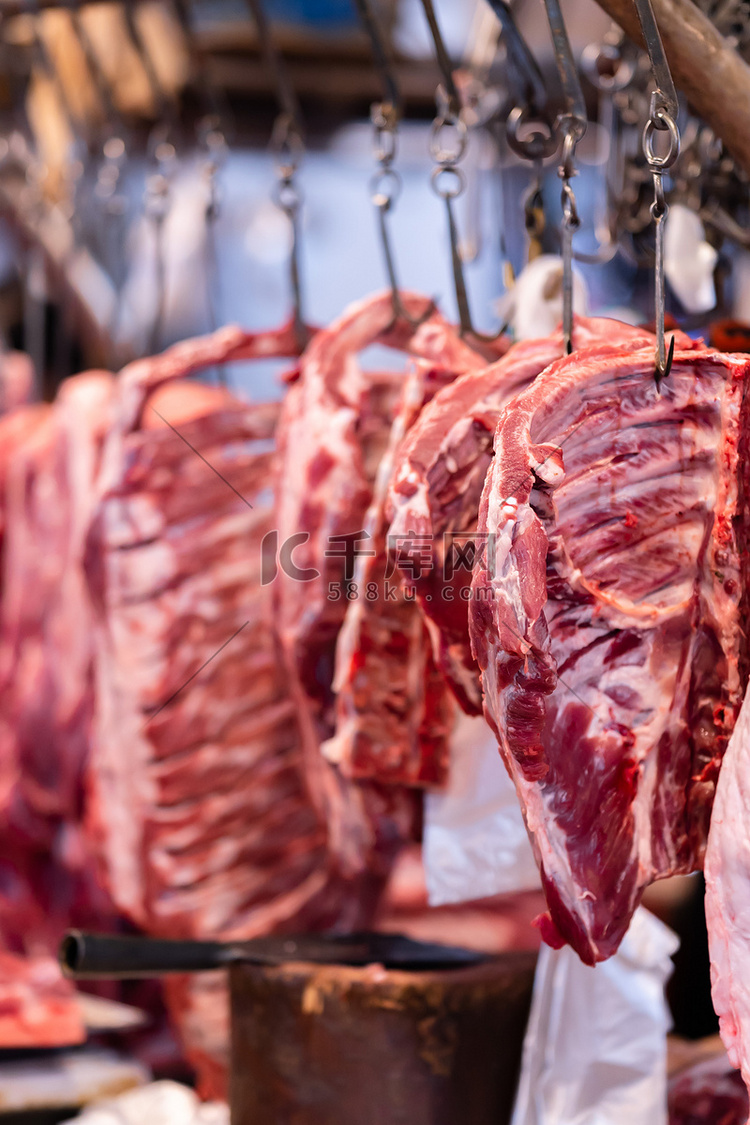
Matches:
[229,950,537,1125]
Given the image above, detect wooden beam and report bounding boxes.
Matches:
[591,0,750,179]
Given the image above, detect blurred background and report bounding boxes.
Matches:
[0,0,749,1120]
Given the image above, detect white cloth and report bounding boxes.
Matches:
[663,204,717,315]
[424,713,540,905]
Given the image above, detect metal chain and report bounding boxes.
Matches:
[369,104,427,327]
[644,97,680,384]
[430,100,499,341]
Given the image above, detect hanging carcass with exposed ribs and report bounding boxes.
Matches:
[273,292,501,872]
[0,370,124,1048]
[386,317,694,716]
[469,340,750,965]
[83,323,362,1095]
[83,323,345,940]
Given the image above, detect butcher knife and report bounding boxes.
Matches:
[60,929,492,979]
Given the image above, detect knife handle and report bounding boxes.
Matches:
[60,930,238,978]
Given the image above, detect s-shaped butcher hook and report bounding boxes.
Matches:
[632,0,680,388]
[541,0,587,355]
[353,0,433,332]
[420,0,506,346]
[245,0,309,352]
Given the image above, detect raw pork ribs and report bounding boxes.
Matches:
[274,292,488,873]
[386,317,663,715]
[470,342,750,964]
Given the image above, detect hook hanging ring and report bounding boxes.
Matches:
[371,167,401,211]
[643,109,680,171]
[559,127,580,180]
[372,103,398,165]
[580,39,635,93]
[429,114,468,167]
[272,113,304,180]
[431,164,466,200]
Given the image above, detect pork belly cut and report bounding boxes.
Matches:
[469,342,750,964]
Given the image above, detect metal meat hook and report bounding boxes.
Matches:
[633,0,680,386]
[422,0,505,344]
[433,163,507,345]
[355,0,430,332]
[541,0,587,353]
[247,0,309,350]
[371,141,433,334]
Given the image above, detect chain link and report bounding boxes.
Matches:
[643,105,680,170]
[429,111,468,167]
[431,164,466,201]
[370,167,401,211]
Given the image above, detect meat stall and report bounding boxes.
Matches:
[0,1,749,1124]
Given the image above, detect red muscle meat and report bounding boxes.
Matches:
[0,375,119,937]
[470,342,750,964]
[0,374,123,1046]
[323,361,458,789]
[387,317,685,715]
[274,292,488,874]
[83,323,383,1096]
[84,324,348,940]
[668,1054,748,1125]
